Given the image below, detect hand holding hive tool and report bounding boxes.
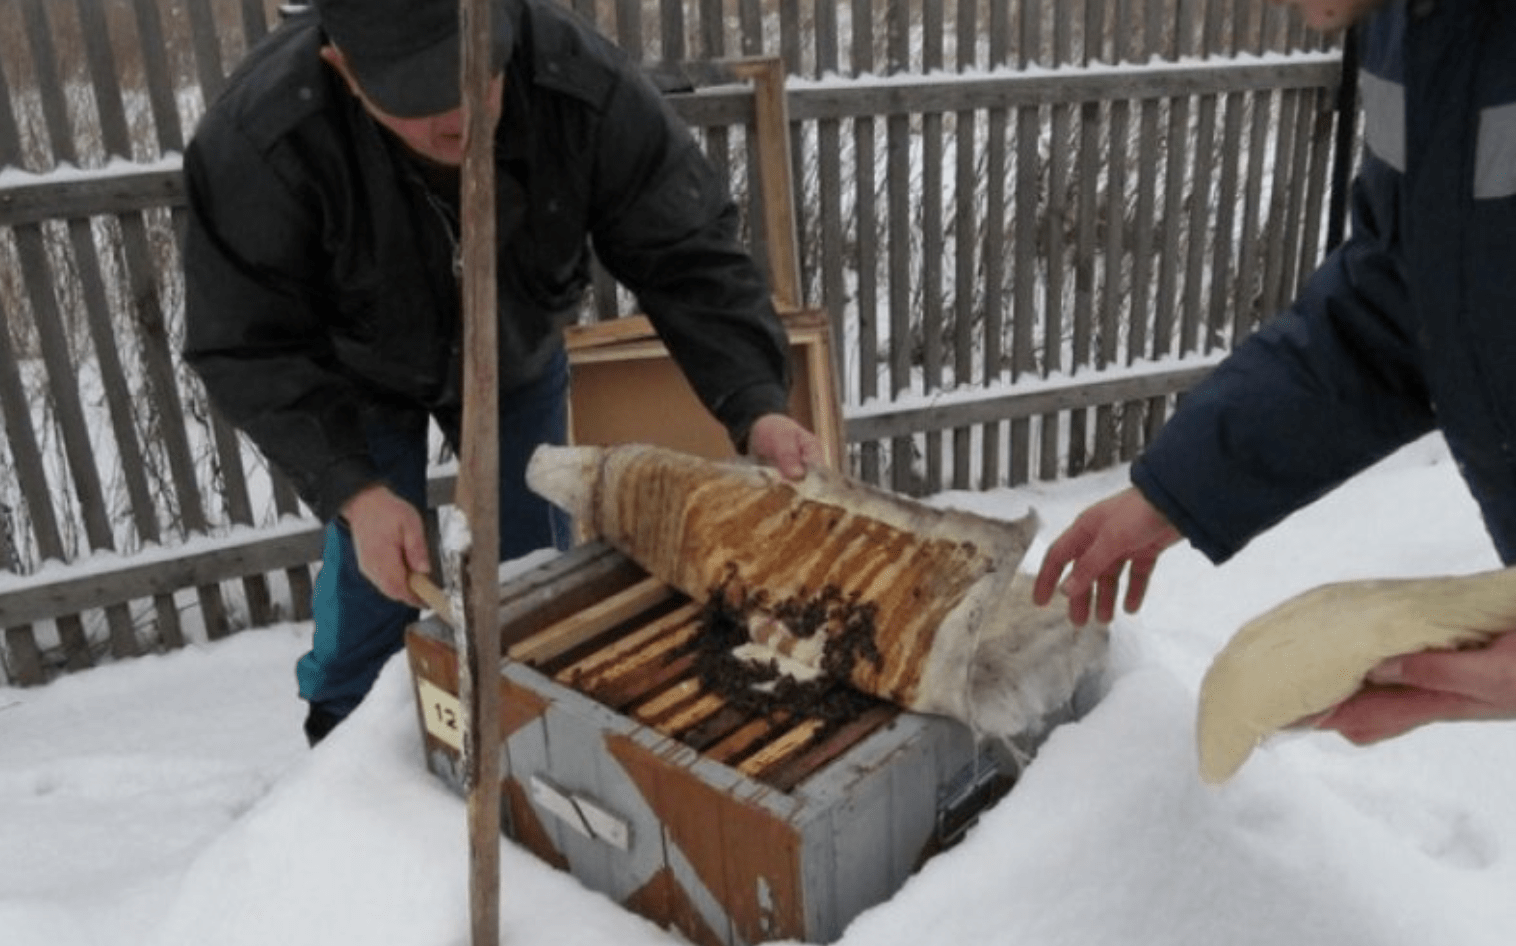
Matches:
[1196,567,1516,784]
[526,443,1107,741]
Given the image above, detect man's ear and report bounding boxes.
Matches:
[318,45,362,97]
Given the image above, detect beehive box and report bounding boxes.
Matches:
[405,304,1045,943]
[405,540,1020,946]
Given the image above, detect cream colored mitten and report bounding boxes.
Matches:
[1196,567,1516,784]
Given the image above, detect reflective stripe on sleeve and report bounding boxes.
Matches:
[1476,102,1516,200]
[1360,70,1406,172]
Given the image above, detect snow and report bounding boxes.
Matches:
[7,433,1516,946]
[783,48,1342,90]
[0,518,321,592]
[0,153,182,188]
[848,350,1229,419]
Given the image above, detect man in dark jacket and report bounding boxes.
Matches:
[1035,0,1516,743]
[181,0,820,743]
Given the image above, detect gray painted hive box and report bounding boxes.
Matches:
[405,540,1021,946]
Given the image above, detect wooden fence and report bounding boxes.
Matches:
[0,0,1352,683]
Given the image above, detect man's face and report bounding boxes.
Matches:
[321,46,504,167]
[1268,0,1389,31]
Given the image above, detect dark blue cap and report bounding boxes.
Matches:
[315,0,514,117]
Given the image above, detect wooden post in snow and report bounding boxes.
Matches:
[456,0,502,942]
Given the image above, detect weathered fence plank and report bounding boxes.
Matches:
[886,3,912,494]
[1036,2,1073,483]
[1302,76,1338,288]
[0,166,182,226]
[0,522,324,629]
[0,51,49,683]
[948,5,974,487]
[615,0,641,58]
[1008,0,1038,487]
[120,211,234,640]
[847,358,1223,443]
[1260,88,1300,327]
[1235,87,1272,340]
[132,0,187,152]
[659,0,684,62]
[1122,94,1157,461]
[915,0,939,491]
[811,0,845,402]
[0,293,54,682]
[73,0,183,652]
[185,0,231,105]
[852,0,881,484]
[17,0,133,663]
[980,0,1009,490]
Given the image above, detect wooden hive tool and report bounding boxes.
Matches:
[526,443,1107,742]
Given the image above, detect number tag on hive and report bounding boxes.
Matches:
[417,678,463,751]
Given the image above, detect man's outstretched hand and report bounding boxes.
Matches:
[1033,486,1182,625]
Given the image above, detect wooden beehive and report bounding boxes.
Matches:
[406,194,1084,938]
[405,541,1025,946]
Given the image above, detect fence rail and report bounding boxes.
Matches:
[0,0,1351,684]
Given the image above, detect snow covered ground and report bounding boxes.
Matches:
[6,433,1516,946]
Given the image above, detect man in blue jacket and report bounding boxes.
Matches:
[1035,0,1516,744]
[182,0,820,743]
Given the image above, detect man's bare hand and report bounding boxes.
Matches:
[746,413,823,480]
[340,484,432,606]
[1033,487,1182,626]
[1314,632,1516,744]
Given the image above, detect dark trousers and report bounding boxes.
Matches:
[297,351,571,719]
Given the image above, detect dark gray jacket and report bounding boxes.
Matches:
[182,0,790,520]
[1133,0,1516,563]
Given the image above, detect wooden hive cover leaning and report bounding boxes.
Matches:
[527,443,1106,740]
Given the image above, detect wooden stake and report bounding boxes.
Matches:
[456,0,502,942]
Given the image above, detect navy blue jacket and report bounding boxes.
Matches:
[1133,0,1516,563]
[181,1,790,521]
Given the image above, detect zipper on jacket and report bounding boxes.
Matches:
[393,154,465,406]
[419,186,464,280]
